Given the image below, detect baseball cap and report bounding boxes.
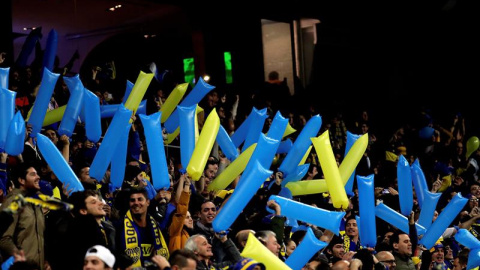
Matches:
[85,245,115,268]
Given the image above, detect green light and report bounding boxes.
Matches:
[183,57,195,84]
[224,52,232,84]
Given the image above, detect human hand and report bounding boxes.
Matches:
[267,199,281,216]
[59,134,70,145]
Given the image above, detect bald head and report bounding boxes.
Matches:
[376,251,396,270]
[332,260,350,270]
[376,251,394,261]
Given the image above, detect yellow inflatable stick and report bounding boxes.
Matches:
[283,123,296,138]
[338,133,368,184]
[165,128,180,145]
[207,143,257,191]
[26,105,67,127]
[312,131,349,210]
[124,71,154,113]
[187,109,220,180]
[164,107,204,145]
[299,145,312,166]
[241,233,292,270]
[160,82,188,123]
[42,105,66,126]
[286,179,328,196]
[287,135,367,196]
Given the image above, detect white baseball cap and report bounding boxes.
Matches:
[85,245,115,268]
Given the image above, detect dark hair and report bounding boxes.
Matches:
[169,249,198,267]
[129,187,149,200]
[205,156,219,168]
[9,260,40,270]
[12,163,36,187]
[68,189,101,217]
[354,249,374,270]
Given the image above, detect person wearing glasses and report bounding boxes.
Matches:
[376,251,397,270]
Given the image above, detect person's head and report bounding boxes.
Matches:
[285,238,297,257]
[16,164,40,192]
[331,260,350,270]
[231,258,266,270]
[203,157,219,183]
[68,190,105,219]
[468,194,479,209]
[391,232,412,257]
[382,231,394,244]
[470,183,480,197]
[184,234,213,261]
[43,128,58,144]
[168,249,197,270]
[268,71,279,81]
[376,251,396,270]
[184,211,194,229]
[345,216,358,239]
[443,244,454,260]
[453,249,468,270]
[83,245,115,270]
[256,230,281,256]
[302,253,329,270]
[199,200,216,225]
[122,165,144,189]
[431,244,445,263]
[129,187,150,217]
[325,235,345,260]
[353,249,375,270]
[75,163,97,187]
[235,229,255,250]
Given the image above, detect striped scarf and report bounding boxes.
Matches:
[123,210,169,267]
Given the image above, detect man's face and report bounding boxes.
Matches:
[84,195,106,218]
[22,167,40,191]
[444,245,453,260]
[394,234,412,256]
[453,258,465,270]
[471,185,480,197]
[377,252,396,270]
[265,235,281,256]
[79,167,95,184]
[432,249,444,263]
[199,202,216,225]
[129,193,149,215]
[45,130,58,144]
[204,164,218,183]
[330,244,345,259]
[194,236,213,259]
[345,219,358,238]
[83,256,108,270]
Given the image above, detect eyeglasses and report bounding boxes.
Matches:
[470,199,479,202]
[202,207,216,212]
[380,260,396,264]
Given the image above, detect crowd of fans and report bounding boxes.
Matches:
[1,62,479,270]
